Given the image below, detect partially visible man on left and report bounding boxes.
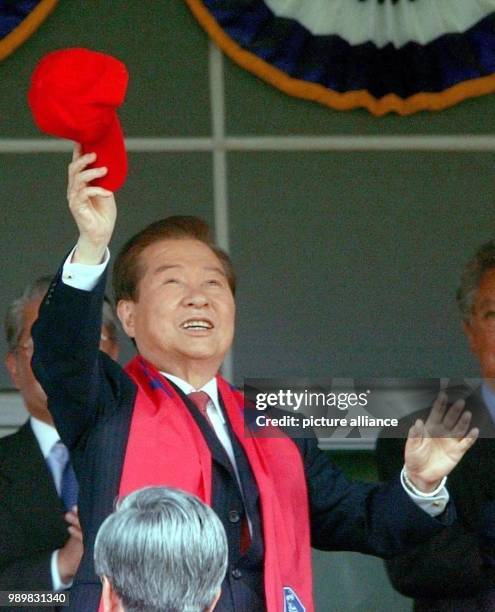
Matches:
[0,275,119,603]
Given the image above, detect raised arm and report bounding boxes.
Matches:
[67,144,116,265]
[31,148,124,448]
[305,393,478,559]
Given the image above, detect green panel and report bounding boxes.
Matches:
[313,451,412,611]
[0,151,213,386]
[223,57,495,136]
[312,548,412,611]
[0,1,210,137]
[112,152,214,252]
[229,150,494,382]
[325,450,378,482]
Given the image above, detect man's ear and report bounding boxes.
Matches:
[463,320,475,352]
[5,352,20,389]
[117,300,136,338]
[101,576,124,612]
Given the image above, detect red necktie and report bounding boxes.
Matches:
[188,391,212,424]
[188,390,251,554]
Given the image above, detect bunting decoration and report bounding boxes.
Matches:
[0,0,58,63]
[186,0,495,116]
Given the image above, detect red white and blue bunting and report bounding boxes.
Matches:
[0,0,58,62]
[186,0,495,115]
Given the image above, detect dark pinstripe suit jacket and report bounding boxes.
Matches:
[32,267,452,612]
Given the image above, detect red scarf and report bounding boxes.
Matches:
[100,355,313,612]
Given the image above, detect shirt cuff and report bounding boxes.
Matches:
[62,245,110,291]
[400,466,450,517]
[51,550,73,591]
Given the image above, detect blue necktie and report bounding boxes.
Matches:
[47,441,79,511]
[61,455,78,511]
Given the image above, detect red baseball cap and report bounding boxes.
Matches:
[28,48,129,191]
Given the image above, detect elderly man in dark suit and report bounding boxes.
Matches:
[0,275,119,608]
[376,240,495,611]
[31,147,478,612]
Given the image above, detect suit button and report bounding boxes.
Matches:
[231,568,242,579]
[228,510,240,523]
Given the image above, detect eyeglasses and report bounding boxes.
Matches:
[16,333,111,354]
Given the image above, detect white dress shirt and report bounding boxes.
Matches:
[163,373,245,488]
[61,246,449,516]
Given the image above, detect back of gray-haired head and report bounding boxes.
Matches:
[4,275,52,351]
[94,486,228,612]
[457,240,495,323]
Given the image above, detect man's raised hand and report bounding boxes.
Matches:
[67,144,117,265]
[404,391,479,493]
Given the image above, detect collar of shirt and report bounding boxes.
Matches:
[161,372,225,425]
[161,372,247,515]
[481,381,495,423]
[29,416,60,459]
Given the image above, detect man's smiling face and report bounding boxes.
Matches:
[117,238,235,382]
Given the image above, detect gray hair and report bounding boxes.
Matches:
[94,486,228,612]
[457,240,495,322]
[4,275,119,351]
[4,275,52,351]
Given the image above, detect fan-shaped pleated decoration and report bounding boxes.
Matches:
[0,0,58,63]
[186,0,495,116]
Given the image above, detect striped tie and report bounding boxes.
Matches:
[188,391,212,425]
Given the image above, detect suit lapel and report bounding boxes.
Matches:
[0,422,67,546]
[466,389,495,475]
[466,389,495,435]
[458,391,495,514]
[169,382,236,475]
